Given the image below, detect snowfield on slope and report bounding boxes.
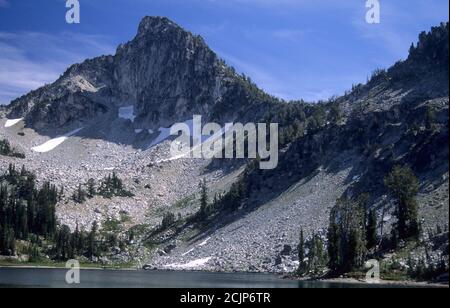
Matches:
[31,128,84,153]
[163,257,212,270]
[4,118,23,128]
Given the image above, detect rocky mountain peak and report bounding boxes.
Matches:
[112,17,227,128]
[5,16,239,130]
[129,16,206,50]
[137,16,181,37]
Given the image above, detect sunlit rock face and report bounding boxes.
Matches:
[114,17,227,128]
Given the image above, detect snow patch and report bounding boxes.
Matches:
[153,151,190,164]
[118,106,136,122]
[31,128,84,153]
[164,257,212,269]
[178,237,210,258]
[181,248,195,257]
[134,129,143,134]
[4,118,23,128]
[198,237,211,247]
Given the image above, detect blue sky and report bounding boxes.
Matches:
[0,0,448,105]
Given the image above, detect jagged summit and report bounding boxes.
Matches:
[137,16,183,36]
[120,16,209,55]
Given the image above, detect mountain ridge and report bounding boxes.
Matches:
[4,16,277,132]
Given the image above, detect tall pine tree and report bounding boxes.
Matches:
[384,165,420,240]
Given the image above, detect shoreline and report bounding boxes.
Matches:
[318,277,448,288]
[0,265,137,271]
[0,262,137,271]
[285,275,449,288]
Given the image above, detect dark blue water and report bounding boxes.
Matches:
[0,267,406,288]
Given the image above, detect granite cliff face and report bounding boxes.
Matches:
[114,17,226,127]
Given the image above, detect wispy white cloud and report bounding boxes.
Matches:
[0,31,115,104]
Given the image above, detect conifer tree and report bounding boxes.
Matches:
[366,209,378,249]
[297,229,308,275]
[161,212,176,229]
[87,179,96,198]
[327,195,368,274]
[307,234,326,276]
[73,184,87,203]
[327,209,341,273]
[198,179,209,220]
[87,221,98,259]
[56,225,72,260]
[384,165,420,240]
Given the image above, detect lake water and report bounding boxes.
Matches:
[0,267,399,288]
